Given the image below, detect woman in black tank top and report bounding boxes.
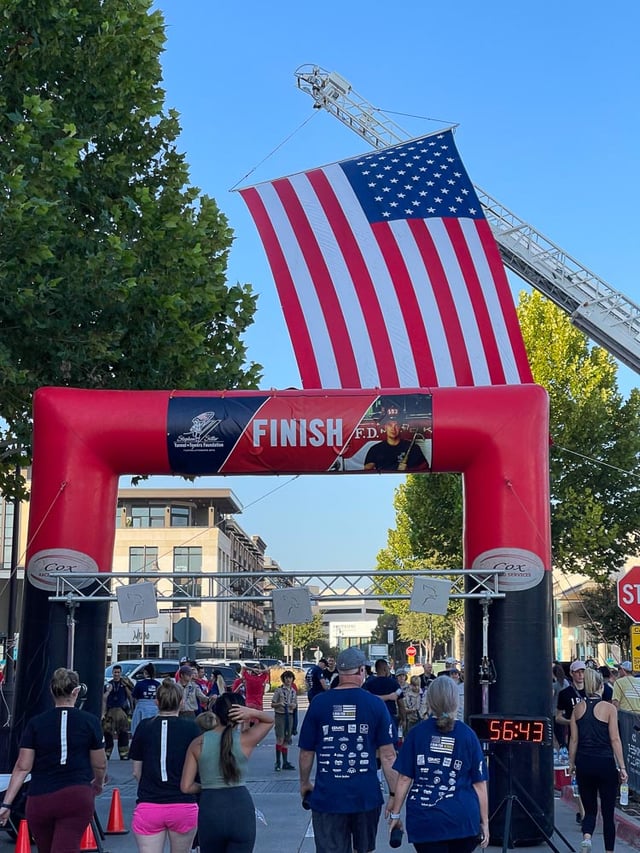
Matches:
[569,669,628,853]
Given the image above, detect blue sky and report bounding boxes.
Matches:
[136,2,640,575]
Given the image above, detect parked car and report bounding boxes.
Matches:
[104,658,180,685]
[206,659,266,676]
[196,661,238,691]
[259,658,283,668]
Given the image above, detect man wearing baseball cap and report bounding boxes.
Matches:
[556,661,587,735]
[612,661,640,712]
[298,646,399,853]
[555,661,587,824]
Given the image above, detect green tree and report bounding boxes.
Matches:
[280,613,326,664]
[519,291,640,579]
[379,292,640,586]
[262,635,284,660]
[580,581,632,656]
[0,0,260,497]
[374,482,463,648]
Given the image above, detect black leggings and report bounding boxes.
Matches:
[576,755,619,851]
[414,836,479,853]
[198,785,256,853]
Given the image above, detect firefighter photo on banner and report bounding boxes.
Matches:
[166,392,432,476]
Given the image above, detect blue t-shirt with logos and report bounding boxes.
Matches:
[393,718,488,844]
[305,665,327,700]
[298,687,394,813]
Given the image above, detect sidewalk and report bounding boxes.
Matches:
[92,724,640,853]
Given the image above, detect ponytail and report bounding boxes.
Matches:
[211,693,245,785]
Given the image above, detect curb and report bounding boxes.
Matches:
[560,784,640,848]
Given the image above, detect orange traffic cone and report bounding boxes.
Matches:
[15,819,31,853]
[105,787,128,834]
[79,822,98,851]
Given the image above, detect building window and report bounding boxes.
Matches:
[129,546,159,581]
[2,500,14,570]
[116,644,160,660]
[130,506,165,528]
[173,547,202,598]
[170,506,190,527]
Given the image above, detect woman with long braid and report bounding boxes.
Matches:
[181,692,273,852]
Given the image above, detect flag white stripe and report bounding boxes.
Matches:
[290,172,377,386]
[389,220,457,387]
[459,219,521,383]
[257,182,341,387]
[425,219,492,385]
[320,165,420,387]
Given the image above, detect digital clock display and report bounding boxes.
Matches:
[468,715,552,745]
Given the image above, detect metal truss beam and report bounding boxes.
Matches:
[49,569,505,604]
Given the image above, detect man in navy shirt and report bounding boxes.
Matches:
[305,658,329,702]
[299,647,398,853]
[363,659,404,743]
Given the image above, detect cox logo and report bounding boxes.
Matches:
[472,548,545,592]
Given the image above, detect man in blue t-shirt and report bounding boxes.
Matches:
[305,658,329,702]
[299,647,398,853]
[363,659,404,743]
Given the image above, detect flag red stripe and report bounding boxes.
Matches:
[476,220,534,383]
[444,219,507,384]
[239,187,322,388]
[308,169,401,387]
[408,219,474,385]
[273,179,362,388]
[372,224,438,386]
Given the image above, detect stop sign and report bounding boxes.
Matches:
[617,566,640,621]
[406,645,417,656]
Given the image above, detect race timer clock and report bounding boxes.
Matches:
[468,715,552,745]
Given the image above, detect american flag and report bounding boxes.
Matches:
[240,129,532,389]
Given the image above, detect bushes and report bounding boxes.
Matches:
[270,666,307,694]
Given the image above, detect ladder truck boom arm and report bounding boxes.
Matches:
[295,64,640,374]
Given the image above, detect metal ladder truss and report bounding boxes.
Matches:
[295,64,640,373]
[50,569,505,604]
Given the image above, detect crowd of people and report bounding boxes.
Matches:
[299,648,487,853]
[2,651,569,853]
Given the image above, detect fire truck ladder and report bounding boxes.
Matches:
[295,64,640,373]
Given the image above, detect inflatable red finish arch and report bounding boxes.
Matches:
[16,384,552,840]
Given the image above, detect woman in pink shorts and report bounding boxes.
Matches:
[129,679,200,853]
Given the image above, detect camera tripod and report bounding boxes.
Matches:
[489,747,575,853]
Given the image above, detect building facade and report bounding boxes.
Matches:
[111,488,271,661]
[0,484,279,666]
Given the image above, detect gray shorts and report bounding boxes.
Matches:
[311,805,382,853]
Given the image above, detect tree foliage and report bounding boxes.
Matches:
[280,613,326,661]
[377,292,640,591]
[519,291,640,579]
[580,581,632,656]
[373,482,463,646]
[0,0,260,496]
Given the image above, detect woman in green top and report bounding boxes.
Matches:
[180,692,273,853]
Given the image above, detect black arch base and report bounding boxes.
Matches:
[465,570,554,845]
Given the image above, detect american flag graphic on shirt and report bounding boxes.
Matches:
[240,129,532,390]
